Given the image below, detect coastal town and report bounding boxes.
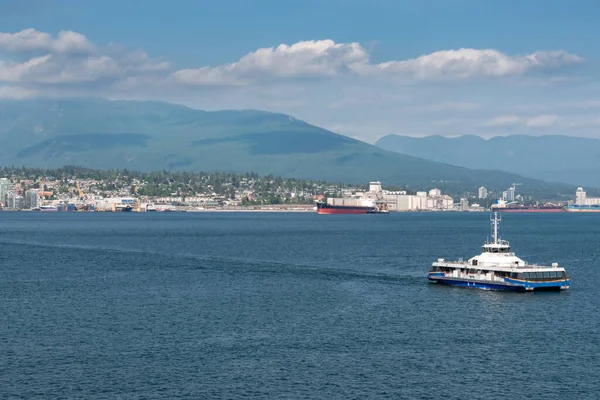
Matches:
[0,166,587,213]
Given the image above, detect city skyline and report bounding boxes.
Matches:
[0,0,598,142]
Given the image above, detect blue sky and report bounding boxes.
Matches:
[1,0,599,141]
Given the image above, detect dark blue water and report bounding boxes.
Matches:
[1,212,598,399]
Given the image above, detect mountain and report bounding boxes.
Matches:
[375,134,600,188]
[0,99,578,198]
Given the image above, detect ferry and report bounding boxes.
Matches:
[565,204,600,213]
[428,212,570,292]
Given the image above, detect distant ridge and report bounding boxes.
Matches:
[375,134,600,188]
[0,98,579,198]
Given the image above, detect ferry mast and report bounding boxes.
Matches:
[491,212,501,244]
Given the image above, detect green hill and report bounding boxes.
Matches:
[0,99,578,198]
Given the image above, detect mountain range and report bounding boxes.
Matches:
[375,134,600,189]
[0,99,579,198]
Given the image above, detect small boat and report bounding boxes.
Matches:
[428,212,570,292]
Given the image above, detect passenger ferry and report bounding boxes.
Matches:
[428,212,570,292]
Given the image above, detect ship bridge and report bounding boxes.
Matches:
[468,214,526,268]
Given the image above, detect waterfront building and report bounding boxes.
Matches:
[429,188,441,198]
[460,198,469,211]
[575,187,600,205]
[0,178,11,206]
[24,189,39,209]
[7,195,24,210]
[506,186,516,202]
[576,187,586,205]
[478,186,488,199]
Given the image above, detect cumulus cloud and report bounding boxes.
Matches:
[174,39,369,85]
[173,41,583,86]
[0,28,93,53]
[0,28,169,86]
[0,29,584,94]
[374,49,582,80]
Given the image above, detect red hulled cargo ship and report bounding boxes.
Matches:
[316,196,389,214]
[317,202,378,214]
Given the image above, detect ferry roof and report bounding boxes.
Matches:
[432,260,564,273]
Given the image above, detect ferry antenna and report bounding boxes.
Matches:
[491,211,501,244]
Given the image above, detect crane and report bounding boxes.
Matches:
[39,178,46,200]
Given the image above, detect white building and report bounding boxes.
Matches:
[0,178,11,206]
[506,186,516,202]
[575,187,600,205]
[478,186,488,199]
[576,187,586,205]
[429,188,441,198]
[369,181,382,193]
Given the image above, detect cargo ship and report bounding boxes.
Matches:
[565,204,600,212]
[491,200,564,213]
[317,197,383,214]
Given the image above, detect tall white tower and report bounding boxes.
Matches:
[478,186,488,199]
[575,187,586,205]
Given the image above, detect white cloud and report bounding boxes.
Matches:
[0,30,584,92]
[174,39,369,85]
[0,28,93,53]
[374,49,582,81]
[0,29,168,85]
[0,54,121,83]
[526,114,558,128]
[483,114,559,129]
[0,85,36,99]
[173,42,583,86]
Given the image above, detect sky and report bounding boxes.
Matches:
[0,0,599,142]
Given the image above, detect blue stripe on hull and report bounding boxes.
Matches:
[429,278,524,292]
[428,277,569,292]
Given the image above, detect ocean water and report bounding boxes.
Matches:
[0,212,598,399]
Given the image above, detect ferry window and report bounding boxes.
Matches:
[543,272,550,278]
[523,273,530,279]
[472,260,478,266]
[536,272,543,279]
[517,273,524,279]
[549,271,556,278]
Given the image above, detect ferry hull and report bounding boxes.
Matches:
[565,207,600,213]
[428,276,569,292]
[492,207,565,213]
